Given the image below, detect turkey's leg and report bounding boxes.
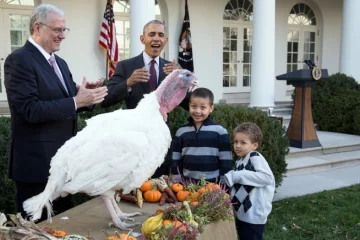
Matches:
[101,196,141,230]
[111,196,141,221]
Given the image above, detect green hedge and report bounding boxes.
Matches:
[312,73,360,134]
[0,102,289,214]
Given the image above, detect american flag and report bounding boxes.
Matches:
[99,0,119,78]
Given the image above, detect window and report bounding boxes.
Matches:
[1,0,34,6]
[9,14,30,52]
[288,3,316,25]
[113,0,162,60]
[287,4,317,73]
[223,0,253,21]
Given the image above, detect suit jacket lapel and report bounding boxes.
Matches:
[158,58,167,85]
[56,56,74,97]
[135,53,150,94]
[25,41,69,97]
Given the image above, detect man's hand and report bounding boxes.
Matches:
[163,59,181,75]
[126,67,150,88]
[74,77,108,109]
[86,79,104,89]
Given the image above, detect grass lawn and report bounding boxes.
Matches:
[264,184,360,240]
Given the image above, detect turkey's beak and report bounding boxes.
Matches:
[189,79,198,92]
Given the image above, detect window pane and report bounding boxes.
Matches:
[287,42,292,52]
[293,42,298,52]
[11,31,22,45]
[304,43,310,52]
[287,53,291,63]
[223,76,229,87]
[304,32,310,42]
[230,52,237,63]
[230,40,237,51]
[310,54,315,62]
[243,52,250,63]
[244,41,250,51]
[223,40,230,50]
[223,52,229,63]
[310,32,316,41]
[231,28,237,39]
[287,64,292,73]
[243,76,250,86]
[292,31,299,41]
[223,27,230,38]
[229,64,237,75]
[223,64,229,75]
[310,43,315,52]
[288,3,317,26]
[243,64,250,75]
[293,64,298,71]
[230,76,237,87]
[292,53,298,63]
[10,15,21,29]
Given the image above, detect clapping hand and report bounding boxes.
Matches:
[75,77,108,109]
[163,59,181,75]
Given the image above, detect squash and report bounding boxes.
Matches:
[140,180,154,192]
[155,209,164,215]
[171,183,184,193]
[190,201,199,207]
[143,189,162,202]
[51,230,66,238]
[176,190,190,202]
[142,213,164,237]
[189,191,200,202]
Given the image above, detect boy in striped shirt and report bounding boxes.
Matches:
[171,88,232,184]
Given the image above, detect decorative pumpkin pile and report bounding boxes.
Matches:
[140,177,233,240]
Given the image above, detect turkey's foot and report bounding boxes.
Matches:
[118,212,142,222]
[109,219,141,231]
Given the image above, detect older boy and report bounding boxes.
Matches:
[171,88,232,183]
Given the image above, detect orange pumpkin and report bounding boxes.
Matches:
[190,201,199,207]
[140,180,153,192]
[177,190,190,202]
[206,183,221,191]
[119,233,137,240]
[143,189,162,202]
[171,183,184,193]
[173,220,187,232]
[198,186,208,195]
[163,219,173,226]
[51,230,66,238]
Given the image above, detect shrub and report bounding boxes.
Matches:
[0,102,288,213]
[312,73,360,134]
[169,105,289,188]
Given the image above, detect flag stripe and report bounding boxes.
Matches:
[99,0,119,78]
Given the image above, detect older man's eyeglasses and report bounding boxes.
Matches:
[39,22,70,35]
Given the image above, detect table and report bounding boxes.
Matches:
[42,197,237,240]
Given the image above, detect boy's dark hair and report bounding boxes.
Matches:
[190,88,214,105]
[233,122,263,147]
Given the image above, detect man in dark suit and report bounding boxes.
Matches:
[4,4,108,220]
[102,20,183,178]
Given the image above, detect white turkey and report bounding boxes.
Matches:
[23,69,197,230]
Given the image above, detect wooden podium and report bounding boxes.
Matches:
[276,69,328,148]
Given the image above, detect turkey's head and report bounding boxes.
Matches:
[155,69,197,121]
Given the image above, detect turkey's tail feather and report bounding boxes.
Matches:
[22,183,55,222]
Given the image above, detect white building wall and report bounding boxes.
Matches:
[35,0,346,103]
[166,0,227,103]
[42,0,106,83]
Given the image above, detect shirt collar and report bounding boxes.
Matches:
[142,51,159,66]
[28,37,55,62]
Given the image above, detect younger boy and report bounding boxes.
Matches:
[171,88,232,184]
[224,122,275,240]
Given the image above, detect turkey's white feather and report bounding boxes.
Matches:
[23,93,171,220]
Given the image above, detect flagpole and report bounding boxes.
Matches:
[106,57,109,79]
